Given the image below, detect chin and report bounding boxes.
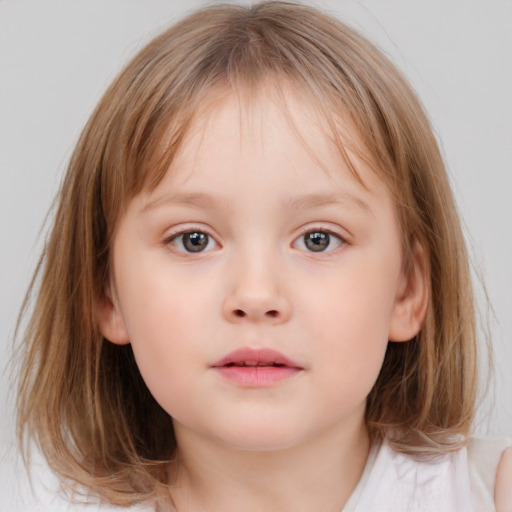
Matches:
[212,422,307,453]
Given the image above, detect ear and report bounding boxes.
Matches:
[388,240,429,342]
[96,289,130,345]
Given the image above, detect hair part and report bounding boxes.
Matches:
[17,1,478,505]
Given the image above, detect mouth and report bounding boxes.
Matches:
[211,348,303,387]
[223,361,289,367]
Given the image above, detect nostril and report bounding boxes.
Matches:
[230,309,281,320]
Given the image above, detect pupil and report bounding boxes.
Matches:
[305,231,329,252]
[183,232,208,252]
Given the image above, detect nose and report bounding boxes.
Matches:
[221,252,292,325]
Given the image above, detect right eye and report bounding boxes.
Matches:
[166,230,218,253]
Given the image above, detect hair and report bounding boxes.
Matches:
[16,0,478,506]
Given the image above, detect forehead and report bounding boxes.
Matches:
[134,83,391,219]
[157,82,379,192]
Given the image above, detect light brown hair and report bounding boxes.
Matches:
[17,1,478,505]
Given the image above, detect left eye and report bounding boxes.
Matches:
[293,230,344,253]
[167,230,218,253]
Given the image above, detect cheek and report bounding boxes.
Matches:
[302,260,399,386]
[116,249,216,338]
[114,260,218,409]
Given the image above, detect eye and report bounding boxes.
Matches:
[294,229,345,253]
[166,230,218,253]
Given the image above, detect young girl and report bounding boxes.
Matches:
[15,1,511,511]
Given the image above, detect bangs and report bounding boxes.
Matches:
[100,2,406,226]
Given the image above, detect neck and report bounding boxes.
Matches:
[166,413,370,512]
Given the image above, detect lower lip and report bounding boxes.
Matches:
[213,366,302,387]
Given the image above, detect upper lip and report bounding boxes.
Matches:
[212,347,303,368]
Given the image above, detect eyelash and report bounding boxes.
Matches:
[163,227,218,254]
[163,226,347,255]
[293,227,347,254]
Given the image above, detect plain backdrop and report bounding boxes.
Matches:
[1,1,511,510]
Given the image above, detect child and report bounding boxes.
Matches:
[15,1,511,511]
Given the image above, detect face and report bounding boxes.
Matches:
[100,86,423,453]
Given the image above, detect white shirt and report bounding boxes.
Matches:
[342,437,512,512]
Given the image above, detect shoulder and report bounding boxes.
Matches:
[467,437,512,512]
[495,447,512,512]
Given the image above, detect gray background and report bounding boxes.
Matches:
[1,1,511,509]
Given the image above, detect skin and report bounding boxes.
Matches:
[98,85,427,512]
[495,447,512,511]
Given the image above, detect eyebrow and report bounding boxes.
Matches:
[140,192,231,214]
[140,191,372,215]
[283,192,373,215]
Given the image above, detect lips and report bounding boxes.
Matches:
[212,347,302,368]
[211,348,303,387]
